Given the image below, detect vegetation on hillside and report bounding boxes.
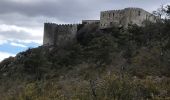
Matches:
[0,6,170,100]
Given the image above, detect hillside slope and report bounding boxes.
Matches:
[0,21,170,100]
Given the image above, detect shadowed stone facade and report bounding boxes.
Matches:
[43,23,80,45]
[43,8,160,45]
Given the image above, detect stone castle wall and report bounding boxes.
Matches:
[43,8,160,45]
[54,24,79,46]
[43,23,80,46]
[100,8,159,29]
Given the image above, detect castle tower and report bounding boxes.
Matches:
[43,23,56,45]
[43,23,79,46]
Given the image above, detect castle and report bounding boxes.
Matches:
[43,8,160,46]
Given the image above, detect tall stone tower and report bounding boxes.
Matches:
[43,23,79,46]
[43,23,56,45]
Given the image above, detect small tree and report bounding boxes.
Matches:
[153,5,165,18]
[153,4,170,19]
[165,5,170,18]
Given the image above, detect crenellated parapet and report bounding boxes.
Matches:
[44,23,57,25]
[101,9,122,13]
[44,23,81,27]
[56,24,81,26]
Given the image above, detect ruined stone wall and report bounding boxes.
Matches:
[100,8,159,29]
[43,23,80,46]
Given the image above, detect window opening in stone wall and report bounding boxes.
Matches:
[113,13,114,17]
[109,13,111,17]
[146,15,148,20]
[110,22,113,25]
[138,11,141,16]
[103,13,105,17]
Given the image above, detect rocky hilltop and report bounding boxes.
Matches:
[0,19,170,99]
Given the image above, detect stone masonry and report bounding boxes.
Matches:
[43,8,160,45]
[100,8,160,28]
[43,23,80,46]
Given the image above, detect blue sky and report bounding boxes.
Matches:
[0,0,169,61]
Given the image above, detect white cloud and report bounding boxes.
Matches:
[0,24,43,37]
[8,0,41,4]
[9,0,58,3]
[0,51,15,62]
[0,24,43,45]
[0,40,7,45]
[10,42,27,48]
[16,40,42,44]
